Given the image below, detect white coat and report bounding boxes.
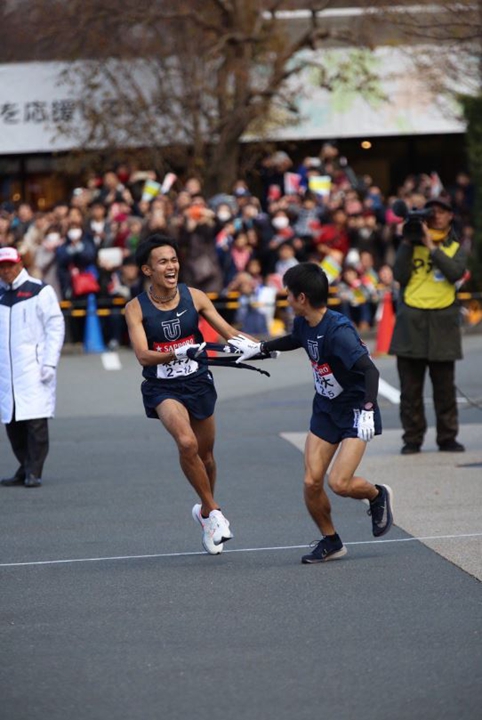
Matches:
[0,269,65,423]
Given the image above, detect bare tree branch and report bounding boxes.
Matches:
[1,0,399,190]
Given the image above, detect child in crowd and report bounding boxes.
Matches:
[336,265,373,331]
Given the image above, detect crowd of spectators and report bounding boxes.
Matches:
[0,143,476,347]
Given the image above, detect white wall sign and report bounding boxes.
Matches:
[0,48,468,156]
[0,62,83,153]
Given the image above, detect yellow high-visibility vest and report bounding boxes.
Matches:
[405,240,459,309]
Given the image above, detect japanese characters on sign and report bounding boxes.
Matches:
[0,100,77,125]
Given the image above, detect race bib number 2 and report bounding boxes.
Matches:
[157,357,199,380]
[312,362,343,399]
[153,339,199,380]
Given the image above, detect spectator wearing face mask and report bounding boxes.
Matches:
[214,203,235,234]
[55,217,97,300]
[264,210,304,274]
[264,209,295,274]
[87,201,113,249]
[360,211,386,266]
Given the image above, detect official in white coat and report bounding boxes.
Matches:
[0,247,65,487]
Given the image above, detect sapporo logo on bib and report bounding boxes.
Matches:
[311,361,343,399]
[153,334,199,380]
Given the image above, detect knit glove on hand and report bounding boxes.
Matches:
[357,410,375,442]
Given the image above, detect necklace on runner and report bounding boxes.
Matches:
[149,286,178,304]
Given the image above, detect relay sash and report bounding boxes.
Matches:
[186,342,276,377]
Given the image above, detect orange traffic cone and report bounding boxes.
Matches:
[198,316,220,357]
[374,291,395,356]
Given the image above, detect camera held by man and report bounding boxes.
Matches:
[392,199,433,244]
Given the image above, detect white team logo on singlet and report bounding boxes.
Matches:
[307,339,319,362]
[161,318,182,341]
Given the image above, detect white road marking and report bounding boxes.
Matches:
[377,376,469,405]
[101,352,121,370]
[378,377,401,404]
[1,532,481,569]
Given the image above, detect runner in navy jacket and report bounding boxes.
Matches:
[228,262,394,564]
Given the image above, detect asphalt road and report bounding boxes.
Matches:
[1,332,481,720]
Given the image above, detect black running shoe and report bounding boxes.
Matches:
[368,484,394,537]
[301,535,347,564]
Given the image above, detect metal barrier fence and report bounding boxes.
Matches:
[60,288,482,349]
[59,288,482,320]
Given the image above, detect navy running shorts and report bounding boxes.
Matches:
[310,402,382,444]
[141,372,217,420]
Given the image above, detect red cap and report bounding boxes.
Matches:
[0,247,22,264]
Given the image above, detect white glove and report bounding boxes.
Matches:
[40,365,56,383]
[357,409,375,442]
[227,335,262,364]
[173,342,205,360]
